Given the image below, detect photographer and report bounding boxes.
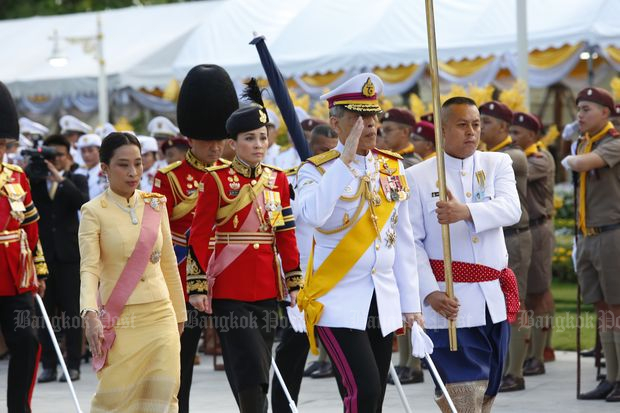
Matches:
[27,134,89,383]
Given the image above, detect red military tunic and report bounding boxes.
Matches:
[152,149,229,301]
[0,163,41,296]
[186,157,302,301]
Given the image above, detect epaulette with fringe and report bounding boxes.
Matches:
[306,150,340,167]
[2,163,24,173]
[207,164,230,173]
[263,164,283,172]
[158,160,182,174]
[372,148,403,160]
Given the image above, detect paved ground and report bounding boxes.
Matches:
[1,350,617,412]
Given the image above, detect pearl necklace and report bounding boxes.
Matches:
[108,192,139,225]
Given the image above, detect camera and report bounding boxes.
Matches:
[21,146,57,181]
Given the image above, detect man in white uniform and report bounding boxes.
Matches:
[407,96,521,412]
[74,133,107,199]
[297,73,422,412]
[138,135,159,191]
[59,115,91,168]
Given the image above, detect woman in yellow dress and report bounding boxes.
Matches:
[79,132,186,412]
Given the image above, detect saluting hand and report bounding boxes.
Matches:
[340,117,365,166]
[435,190,472,225]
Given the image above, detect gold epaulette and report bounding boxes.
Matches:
[141,192,166,199]
[263,164,283,172]
[306,150,340,167]
[158,160,182,174]
[285,166,299,177]
[2,163,23,173]
[206,163,230,173]
[373,148,403,160]
[219,158,232,165]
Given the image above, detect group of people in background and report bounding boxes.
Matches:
[0,60,619,413]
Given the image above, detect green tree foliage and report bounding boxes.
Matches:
[0,0,186,20]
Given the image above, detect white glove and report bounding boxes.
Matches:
[410,321,434,358]
[286,306,307,333]
[562,121,579,141]
[561,155,575,171]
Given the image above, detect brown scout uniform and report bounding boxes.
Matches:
[499,142,531,301]
[525,147,555,295]
[575,127,620,305]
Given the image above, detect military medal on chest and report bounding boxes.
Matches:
[474,170,486,201]
[186,174,199,195]
[4,183,26,222]
[264,189,284,228]
[227,168,241,196]
[385,212,399,248]
[379,175,409,202]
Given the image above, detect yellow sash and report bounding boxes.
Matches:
[577,121,614,235]
[297,157,399,354]
[488,136,513,152]
[524,143,539,157]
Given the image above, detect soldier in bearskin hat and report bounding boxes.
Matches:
[0,81,46,413]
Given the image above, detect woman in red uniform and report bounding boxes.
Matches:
[186,93,302,412]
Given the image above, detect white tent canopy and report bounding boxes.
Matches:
[1,0,619,98]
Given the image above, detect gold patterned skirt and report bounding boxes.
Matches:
[91,299,181,413]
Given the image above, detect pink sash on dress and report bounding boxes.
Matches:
[92,199,162,372]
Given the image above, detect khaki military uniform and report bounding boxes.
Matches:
[575,129,620,305]
[525,148,555,294]
[498,143,531,301]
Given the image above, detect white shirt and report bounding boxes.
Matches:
[141,163,159,192]
[406,151,521,329]
[70,146,84,169]
[263,143,281,166]
[297,141,420,336]
[75,163,107,200]
[274,146,301,170]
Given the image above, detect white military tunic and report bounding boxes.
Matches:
[406,151,521,329]
[263,143,281,166]
[275,146,301,170]
[75,163,107,200]
[297,141,420,337]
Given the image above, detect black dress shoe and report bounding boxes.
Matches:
[606,382,620,402]
[400,368,424,384]
[37,368,57,383]
[579,380,614,400]
[59,369,80,382]
[523,358,545,376]
[303,361,323,377]
[311,362,334,378]
[499,374,525,392]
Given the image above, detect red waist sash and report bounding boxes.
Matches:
[429,259,520,323]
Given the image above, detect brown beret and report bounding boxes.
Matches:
[576,87,615,113]
[479,101,513,124]
[512,112,540,133]
[161,137,190,152]
[420,112,434,124]
[301,118,327,132]
[412,120,435,143]
[380,108,416,129]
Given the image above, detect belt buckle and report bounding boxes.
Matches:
[586,227,600,236]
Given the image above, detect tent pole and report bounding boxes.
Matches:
[516,0,530,111]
